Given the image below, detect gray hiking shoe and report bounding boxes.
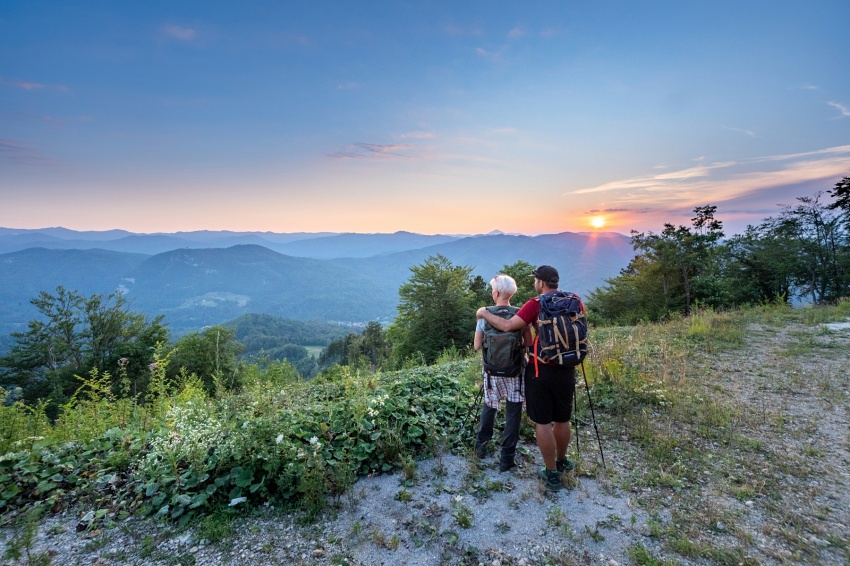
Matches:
[556,458,575,473]
[537,467,562,491]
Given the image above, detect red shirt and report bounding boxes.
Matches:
[516,297,541,328]
[516,294,587,328]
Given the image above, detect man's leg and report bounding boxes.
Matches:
[553,367,577,471]
[553,421,572,460]
[535,422,557,470]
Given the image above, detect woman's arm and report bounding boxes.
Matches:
[473,330,484,351]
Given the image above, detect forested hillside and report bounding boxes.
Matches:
[0,230,634,341]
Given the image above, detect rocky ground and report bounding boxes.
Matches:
[1,316,848,565]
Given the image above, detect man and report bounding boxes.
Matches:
[476,265,577,491]
[473,274,533,472]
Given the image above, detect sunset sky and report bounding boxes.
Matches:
[2,1,849,236]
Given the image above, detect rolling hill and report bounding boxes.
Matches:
[0,229,636,350]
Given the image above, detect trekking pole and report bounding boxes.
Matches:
[573,385,580,462]
[579,361,606,468]
[462,383,484,441]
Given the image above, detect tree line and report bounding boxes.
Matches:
[588,177,850,324]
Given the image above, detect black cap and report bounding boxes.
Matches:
[532,265,559,286]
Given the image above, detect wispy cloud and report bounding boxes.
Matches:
[573,146,850,198]
[507,26,526,39]
[726,126,757,138]
[399,131,434,140]
[161,24,198,41]
[0,139,51,164]
[11,80,43,90]
[5,111,92,130]
[827,101,850,118]
[329,142,419,159]
[585,208,637,214]
[475,46,502,62]
[573,162,730,195]
[569,145,850,224]
[0,77,69,93]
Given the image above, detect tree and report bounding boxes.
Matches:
[724,223,797,304]
[319,321,392,372]
[387,254,477,364]
[775,192,848,303]
[587,254,675,325]
[630,205,725,315]
[500,260,537,305]
[0,287,168,407]
[355,321,392,369]
[169,326,244,393]
[827,176,850,223]
[469,275,490,308]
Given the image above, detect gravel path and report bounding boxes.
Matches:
[0,447,658,566]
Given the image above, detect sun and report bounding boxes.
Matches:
[589,215,607,229]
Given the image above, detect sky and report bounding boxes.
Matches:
[2,1,849,237]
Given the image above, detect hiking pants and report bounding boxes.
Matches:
[475,400,522,465]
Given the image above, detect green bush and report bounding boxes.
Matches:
[0,358,477,525]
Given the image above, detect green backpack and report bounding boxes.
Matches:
[481,305,523,377]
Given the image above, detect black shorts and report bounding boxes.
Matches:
[524,362,576,425]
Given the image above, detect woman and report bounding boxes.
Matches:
[473,274,533,472]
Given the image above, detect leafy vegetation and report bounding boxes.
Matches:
[0,353,479,527]
[589,180,850,324]
[386,254,479,365]
[0,287,167,414]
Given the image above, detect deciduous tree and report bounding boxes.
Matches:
[387,254,476,364]
[0,287,167,408]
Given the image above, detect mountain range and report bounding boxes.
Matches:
[0,228,636,350]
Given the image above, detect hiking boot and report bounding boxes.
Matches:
[498,458,516,473]
[537,467,562,491]
[556,458,575,473]
[474,443,490,459]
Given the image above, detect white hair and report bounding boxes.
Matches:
[489,274,517,296]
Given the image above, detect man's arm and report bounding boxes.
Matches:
[476,307,528,332]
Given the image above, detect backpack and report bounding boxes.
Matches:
[481,305,523,377]
[535,291,588,368]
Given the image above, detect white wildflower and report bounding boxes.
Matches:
[275,434,284,444]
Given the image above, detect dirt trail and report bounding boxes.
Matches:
[695,321,850,564]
